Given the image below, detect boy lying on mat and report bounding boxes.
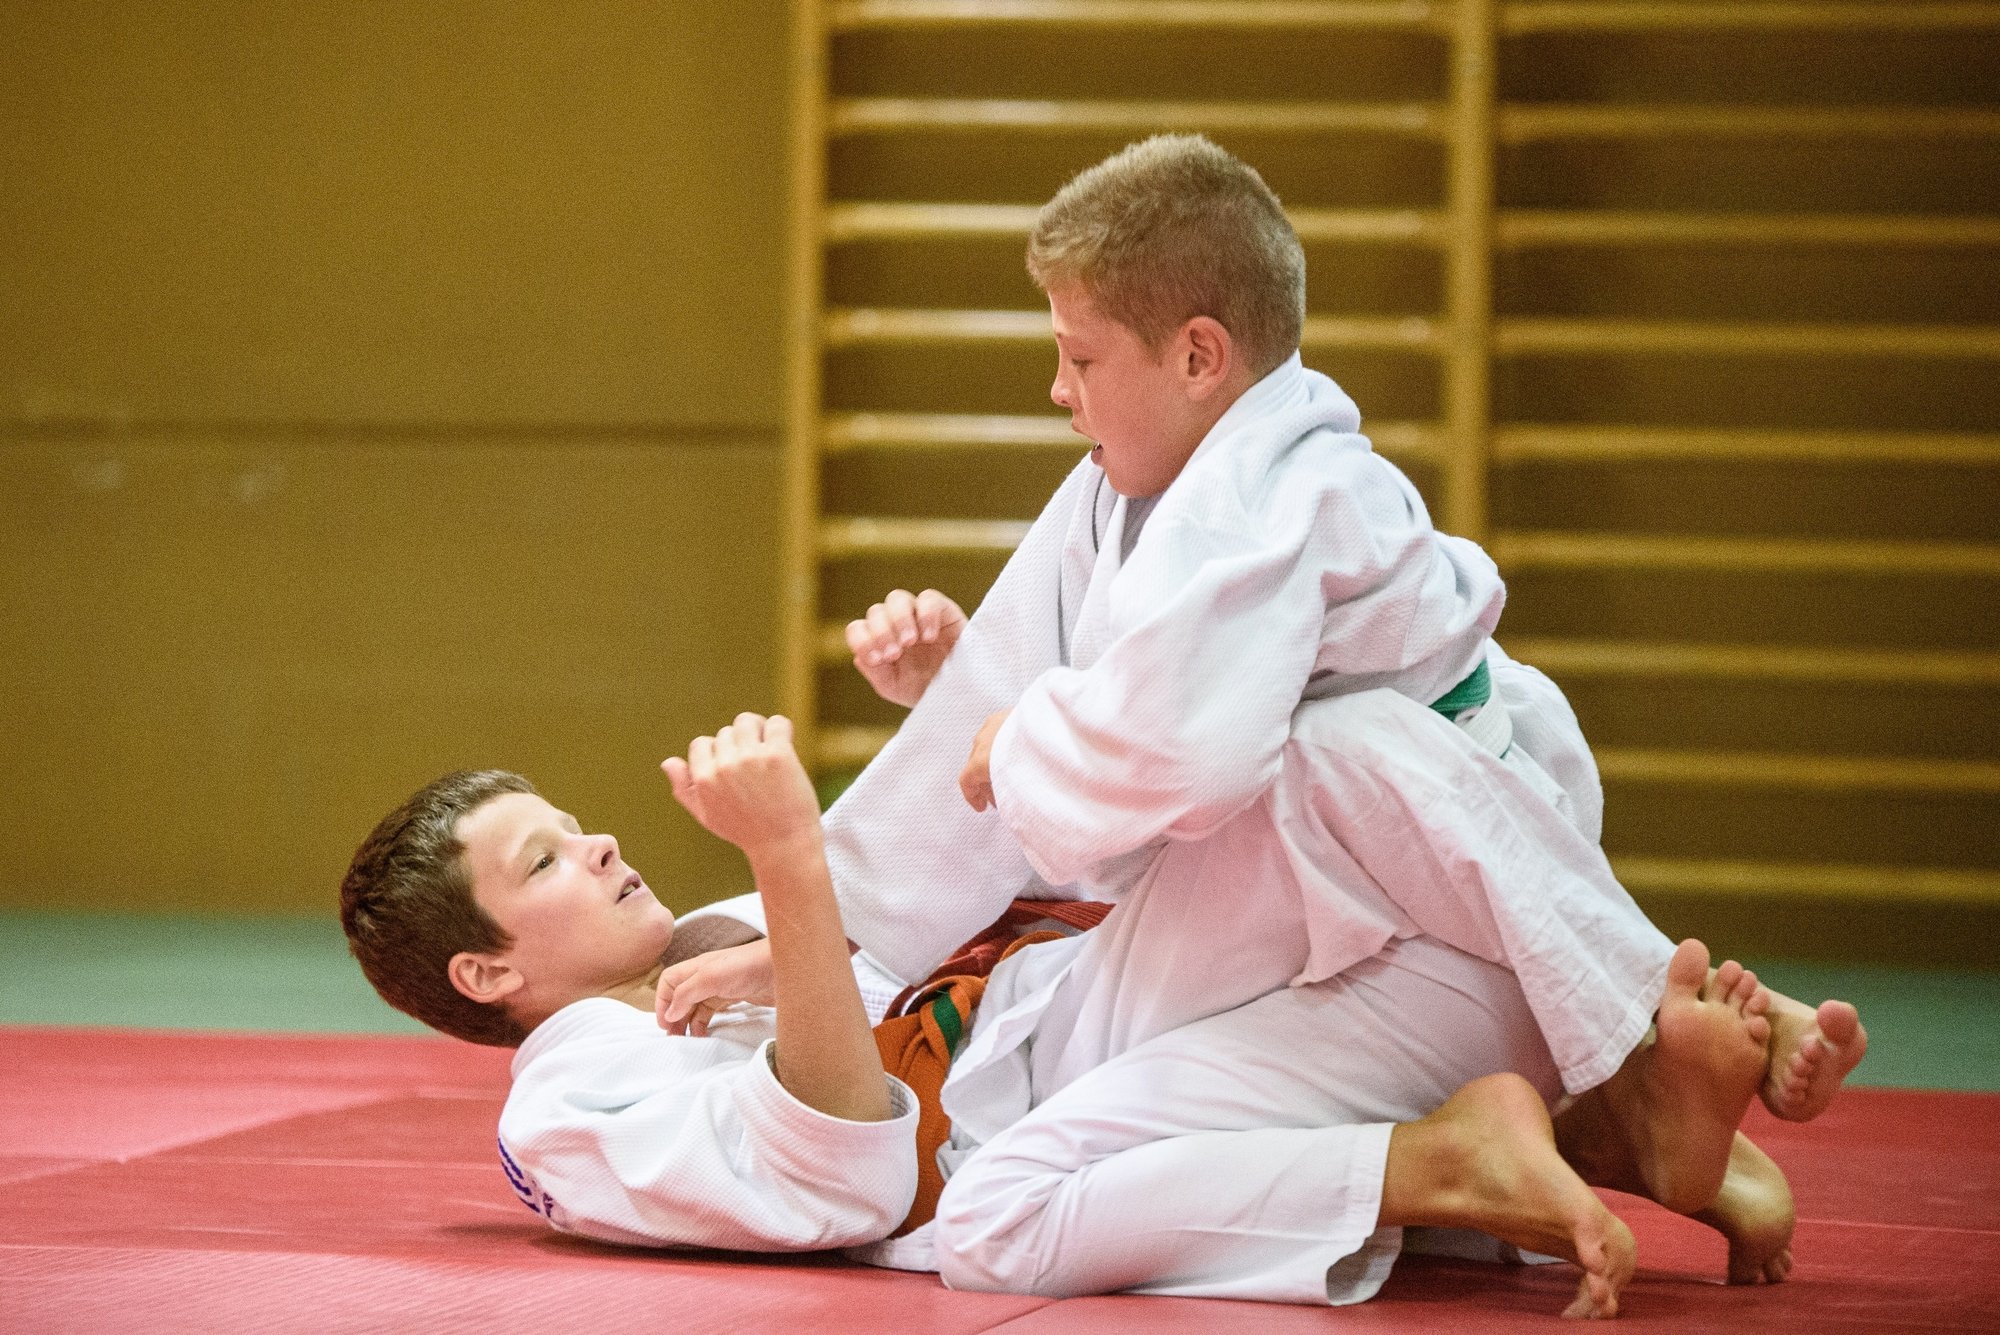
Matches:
[348,713,1807,1319]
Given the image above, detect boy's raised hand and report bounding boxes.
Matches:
[663,713,821,864]
[656,939,775,1036]
[846,588,966,708]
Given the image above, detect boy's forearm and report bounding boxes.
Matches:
[749,833,893,1124]
[660,912,766,970]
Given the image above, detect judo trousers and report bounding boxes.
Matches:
[933,682,1677,1303]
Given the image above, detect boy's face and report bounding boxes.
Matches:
[456,793,676,1015]
[1047,285,1208,498]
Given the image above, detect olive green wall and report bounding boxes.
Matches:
[1,3,791,913]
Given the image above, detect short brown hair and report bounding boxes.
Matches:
[1026,134,1306,379]
[340,770,537,1047]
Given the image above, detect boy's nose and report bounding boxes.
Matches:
[1049,375,1071,409]
[590,833,619,870]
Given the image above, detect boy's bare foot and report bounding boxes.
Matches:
[1384,1072,1636,1319]
[1693,1133,1795,1285]
[1762,990,1867,1122]
[1556,939,1768,1215]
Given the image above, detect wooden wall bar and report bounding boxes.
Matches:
[4,3,1994,961]
[785,0,2000,962]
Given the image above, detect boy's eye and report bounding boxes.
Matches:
[532,852,554,873]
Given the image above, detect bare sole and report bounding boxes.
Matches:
[1555,940,1769,1217]
[1390,1073,1637,1319]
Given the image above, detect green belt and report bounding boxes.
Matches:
[1429,660,1491,719]
[929,990,968,1055]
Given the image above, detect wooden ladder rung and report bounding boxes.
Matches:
[1505,2,2000,34]
[825,307,1449,351]
[822,411,1444,459]
[1609,856,2000,905]
[819,622,856,663]
[826,202,1451,245]
[824,412,1088,452]
[1500,105,2000,143]
[831,0,1449,32]
[824,307,1046,345]
[1595,747,2000,794]
[1499,211,2000,249]
[820,516,1033,556]
[1304,315,1445,350]
[829,97,1446,137]
[1491,531,2000,577]
[814,738,2000,798]
[817,724,899,770]
[1503,637,2000,687]
[825,202,1040,240]
[1492,425,2000,465]
[821,633,2000,682]
[1497,318,2000,360]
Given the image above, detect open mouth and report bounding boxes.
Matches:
[617,874,643,903]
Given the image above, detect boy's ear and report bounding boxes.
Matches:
[449,951,525,1007]
[1178,316,1235,399]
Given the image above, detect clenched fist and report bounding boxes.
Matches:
[662,713,821,865]
[846,588,966,708]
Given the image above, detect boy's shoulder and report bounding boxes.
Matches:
[512,996,655,1071]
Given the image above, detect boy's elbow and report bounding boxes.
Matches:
[807,1157,920,1250]
[1165,746,1283,835]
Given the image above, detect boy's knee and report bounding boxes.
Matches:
[1277,689,1430,794]
[933,1157,1073,1297]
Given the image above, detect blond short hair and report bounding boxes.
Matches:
[1026,135,1305,379]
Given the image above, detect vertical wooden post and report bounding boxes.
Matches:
[779,0,829,767]
[1443,0,1497,543]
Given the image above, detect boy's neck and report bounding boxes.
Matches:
[597,912,769,1016]
[1147,357,1281,495]
[599,965,665,1015]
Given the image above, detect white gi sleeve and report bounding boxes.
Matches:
[497,999,919,1252]
[991,447,1493,888]
[821,455,1102,984]
[677,891,766,935]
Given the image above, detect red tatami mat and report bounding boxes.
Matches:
[3,1026,1997,1333]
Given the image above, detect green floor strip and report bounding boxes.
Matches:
[0,911,425,1036]
[1741,956,2000,1095]
[1,912,1995,1092]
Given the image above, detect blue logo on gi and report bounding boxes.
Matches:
[498,1137,555,1218]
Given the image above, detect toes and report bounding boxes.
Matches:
[1576,1271,1616,1320]
[1711,960,1758,1013]
[1791,1043,1824,1080]
[1817,1000,1863,1050]
[1734,968,1759,1008]
[1744,985,1772,1019]
[1668,938,1711,994]
[1746,1013,1771,1046]
[1562,1278,1602,1320]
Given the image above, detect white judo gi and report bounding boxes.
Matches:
[822,356,1678,1300]
[494,937,919,1253]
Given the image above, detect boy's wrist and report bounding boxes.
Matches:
[743,825,828,880]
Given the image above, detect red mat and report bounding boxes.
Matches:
[3,1026,1996,1333]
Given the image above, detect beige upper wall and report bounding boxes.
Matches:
[2,1,787,430]
[1,3,795,915]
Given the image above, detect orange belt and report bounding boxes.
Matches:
[870,899,1111,1237]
